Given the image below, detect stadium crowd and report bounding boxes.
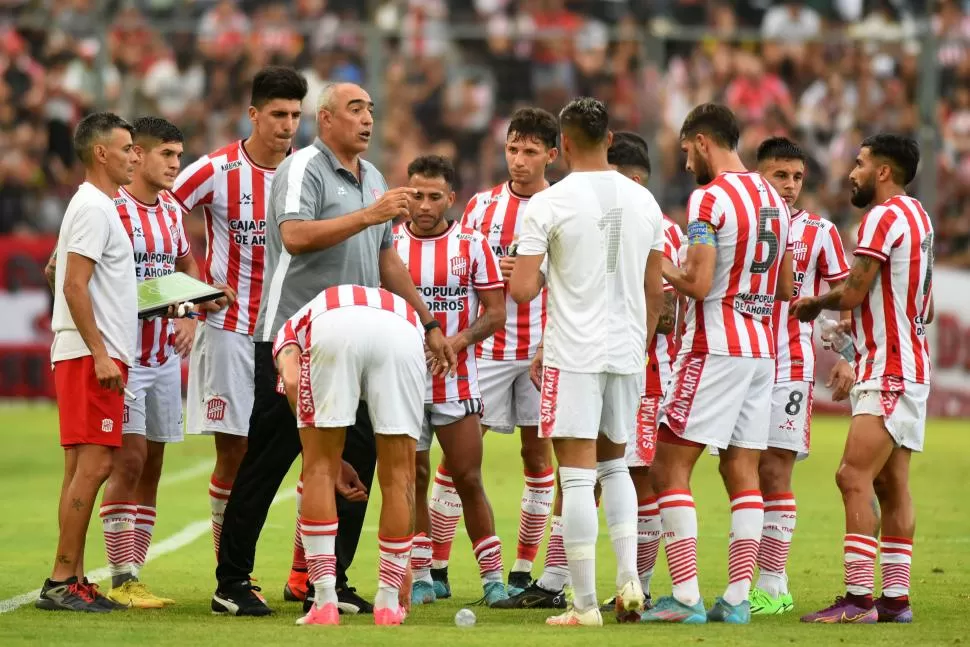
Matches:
[1,0,969,265]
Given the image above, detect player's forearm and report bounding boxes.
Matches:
[459,304,505,347]
[656,291,677,335]
[280,211,371,255]
[509,271,543,304]
[175,253,200,280]
[45,252,56,293]
[645,289,663,351]
[816,285,848,311]
[63,280,110,361]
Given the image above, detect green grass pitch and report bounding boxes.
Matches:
[0,404,966,646]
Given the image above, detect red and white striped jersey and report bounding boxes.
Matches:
[393,221,504,403]
[646,216,684,396]
[273,285,423,356]
[172,140,274,336]
[681,172,792,359]
[773,210,850,383]
[851,195,933,384]
[116,188,190,367]
[461,182,547,361]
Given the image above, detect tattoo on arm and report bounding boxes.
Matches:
[847,255,877,293]
[657,291,677,334]
[463,311,496,346]
[278,346,300,360]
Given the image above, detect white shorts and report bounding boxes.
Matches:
[850,376,929,452]
[478,358,540,433]
[123,357,183,443]
[297,306,425,440]
[538,367,644,444]
[417,398,484,452]
[659,352,774,450]
[185,322,254,437]
[625,393,661,468]
[768,381,814,458]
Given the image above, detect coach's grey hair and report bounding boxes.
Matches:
[316,82,339,113]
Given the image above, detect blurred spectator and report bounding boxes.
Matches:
[0,0,967,266]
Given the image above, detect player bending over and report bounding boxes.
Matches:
[100,117,230,609]
[510,97,665,627]
[393,155,509,606]
[429,108,559,599]
[641,103,793,625]
[794,134,931,624]
[172,67,307,574]
[275,285,434,626]
[748,136,855,615]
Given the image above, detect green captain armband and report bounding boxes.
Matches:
[687,220,717,247]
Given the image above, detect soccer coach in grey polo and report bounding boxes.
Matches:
[213,82,454,616]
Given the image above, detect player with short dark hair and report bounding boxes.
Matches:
[642,103,794,625]
[510,97,665,627]
[432,107,560,600]
[37,112,139,612]
[172,66,306,574]
[794,134,931,624]
[394,155,510,606]
[747,136,854,616]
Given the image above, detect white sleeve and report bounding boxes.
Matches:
[65,205,110,263]
[514,196,552,257]
[650,206,665,253]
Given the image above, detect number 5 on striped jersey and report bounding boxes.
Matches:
[749,206,780,274]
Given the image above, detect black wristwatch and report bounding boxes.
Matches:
[423,319,441,333]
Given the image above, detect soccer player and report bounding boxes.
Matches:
[510,97,666,627]
[393,156,508,606]
[37,113,139,612]
[640,103,794,625]
[274,285,429,626]
[426,107,558,598]
[172,67,307,564]
[749,136,855,615]
[98,117,209,609]
[794,134,932,624]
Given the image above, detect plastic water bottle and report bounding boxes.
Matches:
[455,608,476,627]
[819,317,855,363]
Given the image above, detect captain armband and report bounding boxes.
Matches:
[687,221,717,247]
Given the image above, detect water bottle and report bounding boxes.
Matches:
[819,317,855,363]
[454,608,476,627]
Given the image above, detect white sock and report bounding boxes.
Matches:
[302,518,338,607]
[377,536,412,611]
[559,466,598,612]
[757,492,795,596]
[658,490,700,606]
[410,533,433,585]
[723,491,764,606]
[637,498,662,595]
[597,458,638,586]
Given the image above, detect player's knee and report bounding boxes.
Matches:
[521,441,551,474]
[835,462,867,495]
[758,457,790,495]
[451,467,484,496]
[79,451,115,485]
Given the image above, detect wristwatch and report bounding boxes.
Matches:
[423,319,441,333]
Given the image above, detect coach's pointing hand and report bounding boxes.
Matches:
[337,460,369,502]
[363,187,416,225]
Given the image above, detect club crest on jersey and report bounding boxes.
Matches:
[450,256,468,278]
[792,241,809,263]
[206,397,227,421]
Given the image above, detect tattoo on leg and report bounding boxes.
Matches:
[57,554,71,565]
[71,498,83,511]
[406,480,416,534]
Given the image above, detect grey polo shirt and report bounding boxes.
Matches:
[254,138,391,342]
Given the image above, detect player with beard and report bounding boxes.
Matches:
[746,137,855,616]
[794,134,932,624]
[428,108,559,599]
[393,155,510,606]
[641,103,794,625]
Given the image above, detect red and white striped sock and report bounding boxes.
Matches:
[100,501,137,584]
[131,505,156,578]
[472,535,505,585]
[536,515,569,592]
[429,466,462,569]
[844,533,878,597]
[208,476,232,557]
[658,489,700,606]
[879,536,913,598]
[377,536,413,611]
[291,479,306,571]
[302,518,338,607]
[757,492,796,597]
[410,532,433,584]
[637,497,662,595]
[723,490,764,606]
[513,468,555,573]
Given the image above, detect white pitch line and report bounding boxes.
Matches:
[159,459,214,486]
[0,489,296,614]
